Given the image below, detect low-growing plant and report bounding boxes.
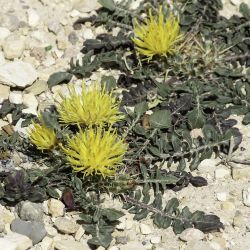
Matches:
[1,0,250,248]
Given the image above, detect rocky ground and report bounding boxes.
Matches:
[0,0,250,249]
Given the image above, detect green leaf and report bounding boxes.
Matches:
[88,233,112,248]
[187,108,205,129]
[101,75,117,91]
[173,219,185,234]
[189,154,200,171]
[98,0,116,11]
[239,3,250,19]
[164,198,179,214]
[171,134,182,151]
[47,188,60,199]
[242,112,250,125]
[149,110,171,129]
[47,72,73,88]
[134,102,148,117]
[101,208,124,221]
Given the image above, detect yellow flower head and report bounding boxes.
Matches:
[132,6,183,61]
[61,126,127,178]
[28,117,57,151]
[56,82,123,127]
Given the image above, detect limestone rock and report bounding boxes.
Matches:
[54,217,79,234]
[54,239,90,250]
[0,61,38,88]
[3,36,25,59]
[0,84,10,103]
[11,218,47,244]
[0,232,33,250]
[17,201,44,222]
[140,223,152,235]
[243,187,250,207]
[47,198,65,217]
[179,228,205,242]
[9,91,23,105]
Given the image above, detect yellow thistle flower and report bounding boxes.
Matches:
[61,126,127,178]
[28,117,57,151]
[132,6,183,61]
[56,82,123,127]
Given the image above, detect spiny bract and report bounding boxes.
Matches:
[57,82,123,127]
[28,117,57,151]
[61,126,127,178]
[132,6,183,61]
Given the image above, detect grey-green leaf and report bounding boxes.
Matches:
[134,102,148,117]
[149,110,171,129]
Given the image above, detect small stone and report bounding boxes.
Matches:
[230,0,241,6]
[42,56,56,67]
[242,187,250,207]
[0,27,11,45]
[11,218,47,244]
[214,168,230,179]
[119,241,145,250]
[47,198,65,217]
[0,61,38,88]
[75,226,85,241]
[0,51,5,65]
[0,205,15,224]
[216,192,227,202]
[57,36,68,50]
[150,236,161,244]
[125,219,133,230]
[0,84,10,103]
[22,108,37,116]
[76,0,101,13]
[0,218,5,233]
[0,119,8,129]
[27,9,40,27]
[9,91,23,105]
[70,9,81,17]
[221,201,235,211]
[116,216,126,230]
[3,36,25,59]
[68,31,78,45]
[17,201,44,222]
[14,118,30,137]
[232,167,250,180]
[23,93,38,110]
[233,212,245,228]
[24,80,48,96]
[109,247,119,250]
[116,236,129,244]
[38,236,53,250]
[83,28,94,40]
[190,128,204,138]
[0,232,33,250]
[54,217,79,234]
[186,241,214,250]
[140,223,152,235]
[179,228,205,242]
[54,239,90,250]
[45,225,58,237]
[30,47,46,61]
[4,15,20,31]
[48,20,62,34]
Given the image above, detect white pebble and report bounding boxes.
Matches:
[179,228,205,242]
[140,224,152,235]
[214,168,231,179]
[150,236,161,244]
[9,91,23,105]
[243,187,250,207]
[83,28,94,40]
[216,192,227,202]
